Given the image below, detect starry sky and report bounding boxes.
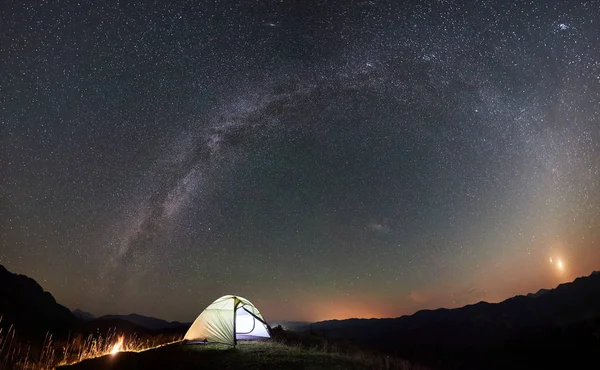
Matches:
[2,0,600,323]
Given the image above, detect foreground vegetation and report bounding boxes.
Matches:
[0,318,181,370]
[1,321,422,370]
[60,339,422,370]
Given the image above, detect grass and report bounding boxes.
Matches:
[1,318,424,370]
[58,329,426,370]
[0,316,182,370]
[60,340,423,370]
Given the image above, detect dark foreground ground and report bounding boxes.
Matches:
[58,341,423,370]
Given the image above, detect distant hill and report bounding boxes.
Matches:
[526,288,550,297]
[97,313,189,330]
[76,317,152,338]
[72,309,95,321]
[305,271,600,369]
[0,264,188,342]
[269,320,312,331]
[0,264,79,342]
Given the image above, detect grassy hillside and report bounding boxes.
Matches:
[59,340,422,370]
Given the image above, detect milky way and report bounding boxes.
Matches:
[2,0,599,321]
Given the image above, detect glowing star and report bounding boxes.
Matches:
[549,257,553,263]
[110,336,124,355]
[556,260,564,271]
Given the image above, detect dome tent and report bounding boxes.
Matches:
[184,295,271,345]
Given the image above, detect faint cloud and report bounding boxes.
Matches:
[368,221,390,233]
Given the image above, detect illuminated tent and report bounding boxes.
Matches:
[184,295,271,346]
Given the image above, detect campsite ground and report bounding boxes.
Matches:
[59,340,422,370]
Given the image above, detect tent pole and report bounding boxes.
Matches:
[233,298,238,346]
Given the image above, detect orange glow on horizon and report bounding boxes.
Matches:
[306,296,396,322]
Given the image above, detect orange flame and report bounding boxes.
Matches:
[110,335,124,355]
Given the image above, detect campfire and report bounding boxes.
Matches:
[110,335,125,355]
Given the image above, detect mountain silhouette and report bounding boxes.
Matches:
[96,313,188,330]
[306,271,600,369]
[0,264,78,342]
[72,309,95,321]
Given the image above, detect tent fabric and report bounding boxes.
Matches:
[184,295,271,345]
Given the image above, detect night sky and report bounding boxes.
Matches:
[2,0,600,323]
